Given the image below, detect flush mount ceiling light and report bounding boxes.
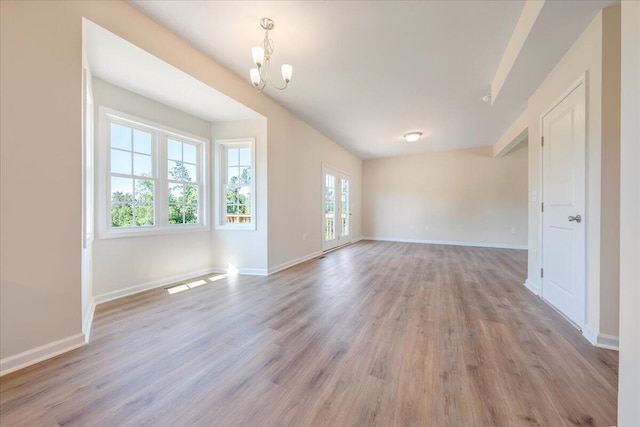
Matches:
[249,17,292,93]
[404,132,423,142]
[481,95,492,103]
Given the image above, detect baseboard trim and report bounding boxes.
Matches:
[595,333,620,350]
[94,266,225,305]
[82,298,96,343]
[524,279,540,295]
[268,251,323,275]
[582,325,619,350]
[0,333,85,377]
[238,268,268,276]
[361,236,527,250]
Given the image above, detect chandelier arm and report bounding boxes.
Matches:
[271,83,289,91]
[260,59,270,84]
[255,77,267,92]
[268,79,289,91]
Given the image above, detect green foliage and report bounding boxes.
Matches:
[111,179,154,227]
[110,162,199,228]
[226,167,251,218]
[168,162,198,225]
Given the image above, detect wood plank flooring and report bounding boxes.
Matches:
[0,241,618,426]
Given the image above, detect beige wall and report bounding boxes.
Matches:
[267,115,363,269]
[1,1,84,360]
[363,144,528,248]
[0,1,361,362]
[600,5,621,339]
[618,1,640,424]
[526,6,621,338]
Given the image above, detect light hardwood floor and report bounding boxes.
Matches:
[0,241,618,426]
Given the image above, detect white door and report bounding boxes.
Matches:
[322,165,350,251]
[541,80,586,327]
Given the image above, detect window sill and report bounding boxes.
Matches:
[98,224,210,240]
[215,223,256,231]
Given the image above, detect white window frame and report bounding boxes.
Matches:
[98,107,209,239]
[82,68,94,248]
[215,138,256,230]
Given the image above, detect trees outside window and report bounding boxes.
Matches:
[99,108,208,238]
[215,139,256,230]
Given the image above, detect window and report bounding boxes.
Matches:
[215,139,256,230]
[167,138,200,225]
[98,107,208,238]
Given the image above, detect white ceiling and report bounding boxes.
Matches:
[83,20,262,123]
[127,1,614,159]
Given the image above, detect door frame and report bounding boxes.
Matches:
[538,72,587,330]
[321,162,351,252]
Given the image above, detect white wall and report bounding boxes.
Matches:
[525,6,621,339]
[91,78,215,297]
[618,1,640,424]
[211,119,268,273]
[362,144,528,248]
[0,0,361,364]
[93,77,211,138]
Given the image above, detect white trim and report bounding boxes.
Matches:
[0,334,85,377]
[595,333,619,351]
[583,324,598,345]
[97,106,210,239]
[101,106,207,143]
[268,251,323,275]
[583,326,620,350]
[97,225,211,240]
[93,266,224,304]
[82,298,96,343]
[83,67,95,249]
[214,138,257,231]
[268,236,363,275]
[238,268,268,276]
[524,279,540,295]
[361,237,527,250]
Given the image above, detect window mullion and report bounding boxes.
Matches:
[157,130,167,228]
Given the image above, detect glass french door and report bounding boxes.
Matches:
[323,165,350,251]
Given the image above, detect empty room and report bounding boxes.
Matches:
[1,1,638,426]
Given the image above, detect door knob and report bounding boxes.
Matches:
[568,214,582,223]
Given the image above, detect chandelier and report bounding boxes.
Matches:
[249,18,293,92]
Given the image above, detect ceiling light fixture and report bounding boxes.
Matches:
[249,17,292,93]
[481,95,492,103]
[404,132,423,142]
